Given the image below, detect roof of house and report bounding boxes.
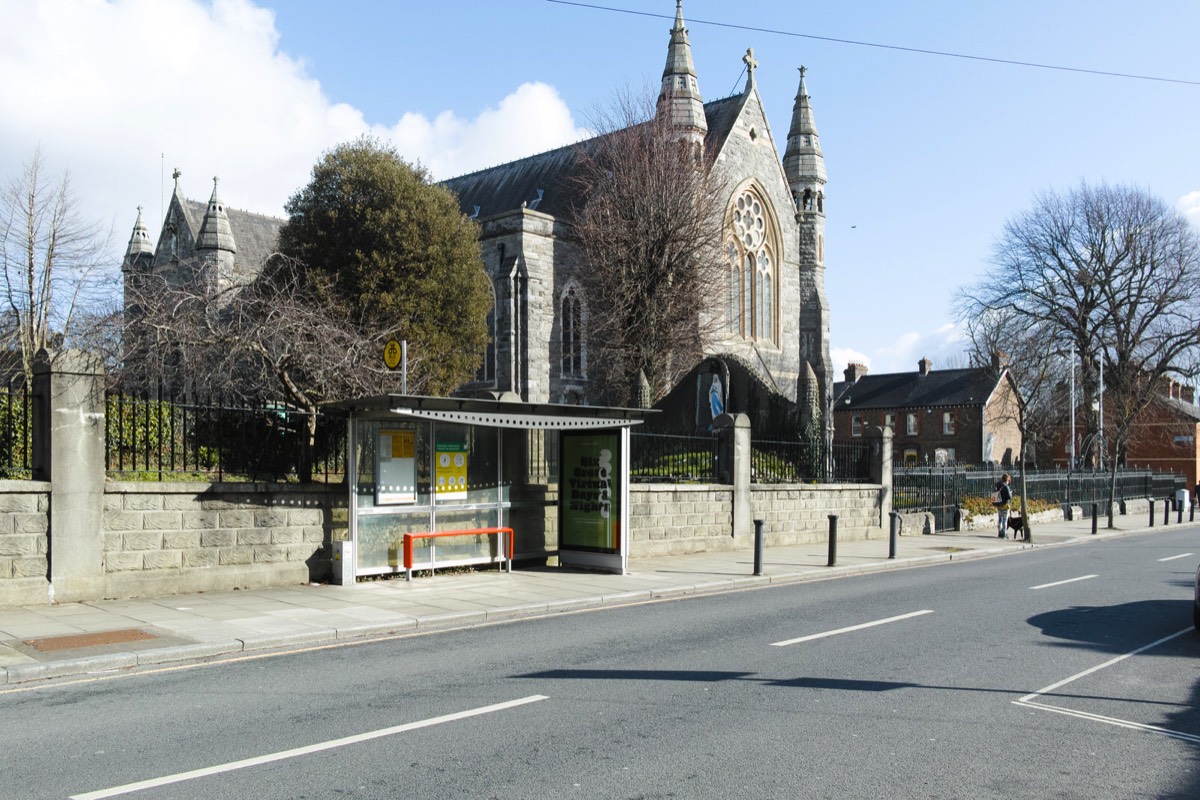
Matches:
[441,94,745,221]
[833,367,1006,412]
[1159,395,1200,422]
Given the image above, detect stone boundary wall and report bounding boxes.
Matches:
[0,481,51,607]
[628,483,884,557]
[750,484,883,545]
[100,482,345,599]
[629,485,734,557]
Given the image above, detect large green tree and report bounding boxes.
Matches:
[278,137,491,394]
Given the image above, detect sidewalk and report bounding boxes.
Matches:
[0,516,1176,686]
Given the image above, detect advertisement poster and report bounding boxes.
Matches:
[376,430,416,505]
[560,431,621,553]
[435,442,468,501]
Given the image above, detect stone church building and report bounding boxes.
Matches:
[122,1,832,434]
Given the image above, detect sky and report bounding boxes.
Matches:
[1,0,1198,376]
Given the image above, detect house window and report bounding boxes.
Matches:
[851,414,863,437]
[560,286,585,378]
[942,411,955,435]
[903,448,919,465]
[885,413,895,430]
[725,188,778,343]
[906,413,918,435]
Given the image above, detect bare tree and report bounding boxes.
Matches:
[124,256,416,478]
[959,182,1200,518]
[962,307,1072,537]
[567,92,728,405]
[0,148,113,383]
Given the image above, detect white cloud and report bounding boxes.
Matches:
[851,322,967,375]
[830,347,871,373]
[1180,191,1200,227]
[0,0,587,263]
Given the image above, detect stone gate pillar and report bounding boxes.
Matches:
[32,349,106,602]
[715,413,752,539]
[867,425,893,528]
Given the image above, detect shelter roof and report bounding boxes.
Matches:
[324,394,657,429]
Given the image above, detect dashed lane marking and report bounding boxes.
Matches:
[770,610,935,647]
[70,695,549,799]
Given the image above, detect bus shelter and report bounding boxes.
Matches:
[324,395,652,583]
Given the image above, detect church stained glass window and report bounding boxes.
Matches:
[561,286,585,378]
[726,189,777,342]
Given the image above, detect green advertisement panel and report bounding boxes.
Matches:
[560,430,621,553]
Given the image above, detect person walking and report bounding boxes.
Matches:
[994,473,1013,538]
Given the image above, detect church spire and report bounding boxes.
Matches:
[783,66,827,215]
[657,0,707,146]
[123,205,154,262]
[196,176,236,253]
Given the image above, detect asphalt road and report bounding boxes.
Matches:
[4,526,1200,799]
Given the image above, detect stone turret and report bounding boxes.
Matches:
[785,67,833,443]
[783,66,826,216]
[122,205,154,268]
[657,0,707,148]
[195,177,237,292]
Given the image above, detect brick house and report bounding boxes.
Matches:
[833,358,1023,466]
[1048,380,1200,489]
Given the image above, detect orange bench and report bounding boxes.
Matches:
[403,526,514,581]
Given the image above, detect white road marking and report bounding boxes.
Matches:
[70,695,549,799]
[1157,553,1194,562]
[1017,628,1192,704]
[1029,574,1097,590]
[770,610,934,647]
[1014,628,1194,741]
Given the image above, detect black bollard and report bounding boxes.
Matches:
[827,515,838,567]
[1165,497,1171,526]
[1178,499,1184,525]
[753,519,765,577]
[1091,503,1098,535]
[1191,502,1195,523]
[889,511,900,559]
[1150,500,1155,527]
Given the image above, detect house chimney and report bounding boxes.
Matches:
[918,358,933,376]
[844,362,868,383]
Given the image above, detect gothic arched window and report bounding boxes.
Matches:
[726,188,778,342]
[560,285,586,378]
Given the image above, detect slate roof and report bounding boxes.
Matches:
[183,199,283,271]
[833,367,1004,412]
[1160,395,1200,422]
[442,94,746,220]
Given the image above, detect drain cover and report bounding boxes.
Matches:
[24,628,158,652]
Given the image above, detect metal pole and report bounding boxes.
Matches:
[1165,496,1171,526]
[1178,498,1184,525]
[827,515,838,567]
[889,511,900,559]
[1091,503,1097,535]
[753,519,764,576]
[1149,499,1155,527]
[401,340,408,395]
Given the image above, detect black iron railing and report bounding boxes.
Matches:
[630,432,720,483]
[104,387,345,483]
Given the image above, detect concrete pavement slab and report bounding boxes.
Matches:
[0,515,1190,686]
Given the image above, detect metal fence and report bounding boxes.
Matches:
[893,465,1187,531]
[752,438,873,484]
[630,431,720,483]
[627,432,873,485]
[105,388,346,483]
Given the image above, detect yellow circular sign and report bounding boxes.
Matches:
[383,340,402,370]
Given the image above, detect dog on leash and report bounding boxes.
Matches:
[1006,514,1028,540]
